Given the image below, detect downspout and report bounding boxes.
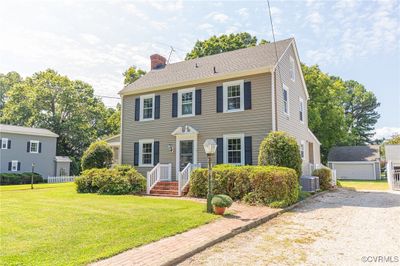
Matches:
[119,95,123,164]
[271,69,276,131]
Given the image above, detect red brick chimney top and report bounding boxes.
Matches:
[150,54,167,70]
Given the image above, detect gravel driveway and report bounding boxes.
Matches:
[180,189,400,266]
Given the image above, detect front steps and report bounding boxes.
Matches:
[150,181,179,196]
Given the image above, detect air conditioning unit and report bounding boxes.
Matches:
[300,176,319,192]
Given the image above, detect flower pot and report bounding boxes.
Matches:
[213,206,226,215]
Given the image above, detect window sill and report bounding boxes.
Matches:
[139,164,154,167]
[223,109,244,113]
[139,118,154,122]
[178,114,195,118]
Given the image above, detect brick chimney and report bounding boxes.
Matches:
[150,54,167,70]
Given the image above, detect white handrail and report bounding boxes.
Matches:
[146,163,172,194]
[178,163,201,196]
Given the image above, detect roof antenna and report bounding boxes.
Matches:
[167,46,176,64]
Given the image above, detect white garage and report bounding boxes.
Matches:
[328,146,381,180]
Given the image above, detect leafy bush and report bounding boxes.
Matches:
[188,165,299,207]
[81,140,113,171]
[258,131,302,177]
[0,173,43,185]
[312,168,332,190]
[211,194,233,208]
[75,165,146,195]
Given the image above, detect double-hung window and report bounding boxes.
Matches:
[140,94,155,121]
[30,140,39,153]
[299,98,304,122]
[178,88,195,117]
[139,139,154,167]
[290,56,295,82]
[223,80,244,112]
[11,160,18,172]
[300,141,305,160]
[283,84,289,115]
[1,138,8,149]
[223,134,244,165]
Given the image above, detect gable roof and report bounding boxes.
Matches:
[120,38,294,95]
[0,124,59,138]
[328,145,380,162]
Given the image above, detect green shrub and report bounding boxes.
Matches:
[81,140,113,171]
[0,173,43,185]
[75,165,146,195]
[312,168,332,190]
[245,166,299,207]
[211,194,233,208]
[258,131,302,177]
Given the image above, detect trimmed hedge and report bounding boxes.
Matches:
[81,140,113,171]
[75,165,146,195]
[312,168,332,190]
[188,164,299,208]
[258,131,302,177]
[0,172,44,185]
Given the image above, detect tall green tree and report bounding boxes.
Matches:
[1,69,109,162]
[123,66,146,85]
[185,33,268,60]
[0,71,23,116]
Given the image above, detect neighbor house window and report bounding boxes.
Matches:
[139,139,154,167]
[283,84,289,115]
[178,88,195,117]
[223,134,244,165]
[300,141,305,159]
[223,80,244,112]
[299,98,304,122]
[30,140,39,153]
[140,94,155,121]
[11,160,18,172]
[290,56,295,81]
[1,138,8,149]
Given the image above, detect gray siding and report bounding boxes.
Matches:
[274,43,321,174]
[121,73,273,177]
[0,133,57,177]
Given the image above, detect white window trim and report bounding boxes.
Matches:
[290,56,295,82]
[300,140,306,160]
[30,140,39,153]
[283,84,290,116]
[1,138,8,149]
[140,94,155,121]
[299,97,304,123]
[139,139,154,167]
[177,88,195,118]
[223,80,244,113]
[11,160,18,172]
[223,133,245,165]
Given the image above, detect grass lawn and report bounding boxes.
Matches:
[338,179,389,191]
[0,183,217,266]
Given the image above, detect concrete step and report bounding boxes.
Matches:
[150,189,179,195]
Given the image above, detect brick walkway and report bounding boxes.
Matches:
[90,199,281,266]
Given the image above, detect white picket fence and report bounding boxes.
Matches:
[46,176,76,183]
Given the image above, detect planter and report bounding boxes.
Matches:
[213,206,226,215]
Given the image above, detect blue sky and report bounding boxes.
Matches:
[0,0,399,138]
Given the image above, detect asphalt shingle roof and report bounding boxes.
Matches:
[120,38,293,95]
[328,145,380,162]
[0,124,59,138]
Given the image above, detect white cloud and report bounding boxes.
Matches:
[80,33,101,45]
[148,0,183,12]
[374,127,400,140]
[206,11,229,23]
[237,8,249,18]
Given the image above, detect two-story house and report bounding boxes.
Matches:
[0,124,71,178]
[118,38,321,196]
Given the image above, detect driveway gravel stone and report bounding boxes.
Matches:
[180,189,400,266]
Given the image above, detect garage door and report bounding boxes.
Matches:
[333,163,375,180]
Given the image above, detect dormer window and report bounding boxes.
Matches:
[290,56,295,82]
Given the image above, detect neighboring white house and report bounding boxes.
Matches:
[385,144,400,190]
[328,145,381,180]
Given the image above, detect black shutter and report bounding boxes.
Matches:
[17,162,21,171]
[244,136,253,165]
[39,142,42,153]
[27,141,30,152]
[8,162,11,171]
[134,98,140,121]
[216,138,223,164]
[134,142,139,166]
[8,139,11,149]
[0,139,2,147]
[195,89,202,115]
[155,95,160,119]
[244,81,252,110]
[153,141,160,165]
[172,93,178,117]
[216,86,223,113]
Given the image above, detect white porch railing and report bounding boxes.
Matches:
[146,163,172,194]
[178,163,201,196]
[387,161,400,191]
[46,176,76,183]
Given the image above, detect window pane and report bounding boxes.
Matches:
[182,92,192,103]
[143,98,153,108]
[142,143,152,153]
[227,138,242,164]
[31,142,38,152]
[143,98,153,119]
[142,154,152,164]
[228,85,240,97]
[181,92,193,115]
[283,89,288,101]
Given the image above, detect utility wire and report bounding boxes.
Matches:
[95,95,120,100]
